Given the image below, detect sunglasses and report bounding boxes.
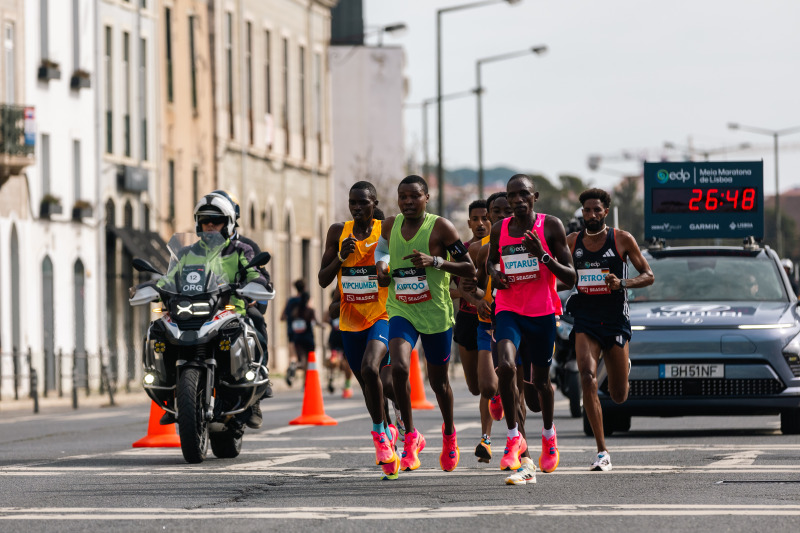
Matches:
[199,216,226,226]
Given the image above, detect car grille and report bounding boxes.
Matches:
[612,378,785,397]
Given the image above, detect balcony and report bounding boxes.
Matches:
[0,105,36,189]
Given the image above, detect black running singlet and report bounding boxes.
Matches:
[567,229,629,323]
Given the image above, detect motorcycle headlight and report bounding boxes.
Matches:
[783,332,800,377]
[174,300,212,317]
[556,319,573,341]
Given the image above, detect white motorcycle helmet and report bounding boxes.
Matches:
[194,193,237,238]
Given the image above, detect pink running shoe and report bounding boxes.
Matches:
[489,395,504,421]
[388,423,399,450]
[381,456,400,480]
[400,430,426,471]
[539,427,560,473]
[439,424,460,472]
[371,431,398,465]
[500,435,527,471]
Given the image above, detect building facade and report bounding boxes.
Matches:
[210,0,336,371]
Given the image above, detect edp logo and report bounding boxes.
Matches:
[656,169,691,184]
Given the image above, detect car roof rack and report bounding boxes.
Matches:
[742,236,762,251]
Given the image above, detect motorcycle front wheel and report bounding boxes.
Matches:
[177,367,209,463]
[210,431,243,458]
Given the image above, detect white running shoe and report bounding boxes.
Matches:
[505,458,537,485]
[590,451,612,471]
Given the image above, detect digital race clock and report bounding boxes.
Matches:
[644,161,763,240]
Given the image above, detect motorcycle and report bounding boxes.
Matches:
[129,232,274,463]
[552,289,582,418]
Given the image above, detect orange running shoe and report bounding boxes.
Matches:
[500,434,527,471]
[439,424,460,472]
[342,388,354,399]
[539,426,560,473]
[400,430,426,471]
[381,456,400,480]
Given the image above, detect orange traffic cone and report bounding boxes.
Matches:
[132,402,181,448]
[289,351,338,425]
[410,349,434,410]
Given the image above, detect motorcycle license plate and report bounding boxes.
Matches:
[659,364,724,379]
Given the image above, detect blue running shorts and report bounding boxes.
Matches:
[495,311,556,375]
[340,319,389,371]
[388,316,452,366]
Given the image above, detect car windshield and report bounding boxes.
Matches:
[631,254,786,302]
[159,232,231,296]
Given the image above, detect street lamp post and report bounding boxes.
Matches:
[728,122,800,256]
[476,46,547,199]
[663,140,751,161]
[436,0,523,216]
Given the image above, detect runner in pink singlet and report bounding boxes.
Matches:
[486,175,576,485]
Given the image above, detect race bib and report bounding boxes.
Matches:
[341,266,379,303]
[291,318,307,334]
[393,267,431,304]
[501,244,540,283]
[577,267,611,295]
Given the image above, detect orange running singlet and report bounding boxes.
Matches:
[337,219,389,332]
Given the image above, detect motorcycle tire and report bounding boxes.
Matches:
[177,367,209,463]
[566,371,582,418]
[210,431,243,459]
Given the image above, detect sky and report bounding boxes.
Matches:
[363,0,800,195]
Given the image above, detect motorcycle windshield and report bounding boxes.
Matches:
[159,232,232,297]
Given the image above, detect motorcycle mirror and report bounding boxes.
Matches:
[133,258,164,276]
[244,251,271,269]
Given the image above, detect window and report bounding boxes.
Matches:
[264,30,271,115]
[140,37,148,160]
[41,133,50,194]
[123,32,131,157]
[165,7,172,102]
[104,26,112,153]
[282,38,289,154]
[188,15,197,109]
[314,52,322,164]
[299,45,306,159]
[246,22,253,144]
[40,0,48,61]
[73,139,81,201]
[72,0,79,71]
[225,12,233,139]
[168,159,175,222]
[4,23,14,104]
[192,166,198,206]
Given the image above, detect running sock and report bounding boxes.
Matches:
[344,378,351,389]
[482,434,491,444]
[543,426,555,439]
[384,423,393,436]
[373,422,385,435]
[507,424,520,439]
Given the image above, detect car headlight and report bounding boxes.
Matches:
[783,332,800,377]
[556,319,573,341]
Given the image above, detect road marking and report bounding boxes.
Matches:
[708,451,760,467]
[2,504,800,520]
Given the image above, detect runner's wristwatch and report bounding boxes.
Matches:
[432,256,443,269]
[540,253,552,264]
[620,279,628,288]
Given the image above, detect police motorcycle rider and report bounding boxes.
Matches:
[159,193,270,429]
[210,190,275,411]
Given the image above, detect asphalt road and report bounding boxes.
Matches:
[1,379,799,532]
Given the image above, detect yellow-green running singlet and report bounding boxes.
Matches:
[386,213,454,334]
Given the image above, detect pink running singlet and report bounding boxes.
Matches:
[494,213,562,318]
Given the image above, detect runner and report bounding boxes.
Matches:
[451,199,490,455]
[487,174,576,484]
[458,192,511,463]
[375,175,476,472]
[566,188,653,471]
[318,181,400,480]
